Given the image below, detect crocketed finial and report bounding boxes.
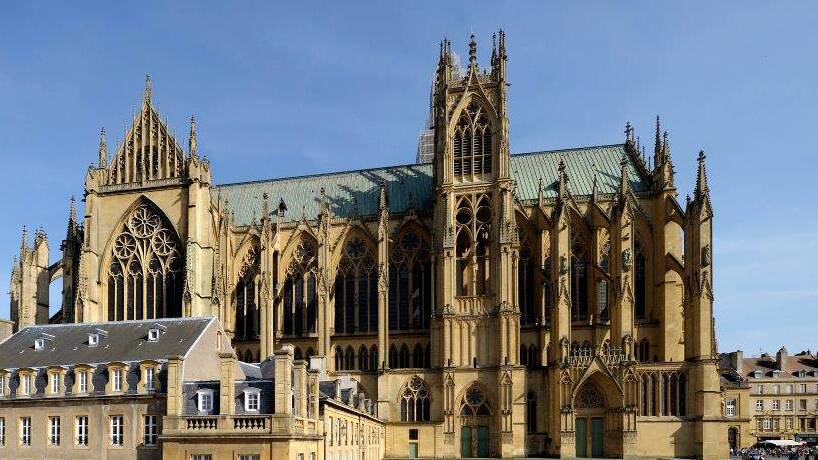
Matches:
[144,74,152,104]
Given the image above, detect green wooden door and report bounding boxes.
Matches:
[476,425,490,457]
[408,442,418,459]
[591,417,604,457]
[575,417,587,458]
[460,426,472,457]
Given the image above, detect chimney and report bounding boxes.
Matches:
[731,350,744,376]
[219,352,236,415]
[293,360,308,417]
[309,355,328,381]
[307,368,320,418]
[274,345,294,415]
[776,347,788,371]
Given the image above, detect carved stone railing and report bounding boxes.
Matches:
[567,347,627,368]
[454,296,493,316]
[165,414,317,436]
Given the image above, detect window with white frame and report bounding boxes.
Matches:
[329,417,334,445]
[49,416,61,445]
[143,415,157,446]
[21,374,31,396]
[145,367,155,391]
[112,369,122,392]
[726,399,736,417]
[785,384,793,394]
[78,371,88,393]
[0,417,5,446]
[35,338,45,350]
[756,400,764,411]
[756,384,764,394]
[785,400,793,411]
[800,383,807,393]
[51,373,60,394]
[238,455,261,460]
[800,399,808,410]
[763,418,771,430]
[88,333,99,346]
[76,416,88,446]
[772,400,780,411]
[0,375,5,396]
[197,389,214,413]
[190,455,212,460]
[786,417,794,430]
[109,415,124,445]
[772,385,780,394]
[244,388,260,412]
[20,417,31,446]
[148,328,160,342]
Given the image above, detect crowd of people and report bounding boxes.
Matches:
[732,445,818,459]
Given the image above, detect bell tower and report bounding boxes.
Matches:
[431,31,526,457]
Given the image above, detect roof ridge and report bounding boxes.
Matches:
[213,143,626,189]
[20,316,214,330]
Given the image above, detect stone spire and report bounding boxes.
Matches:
[557,158,569,200]
[618,152,630,197]
[188,115,198,158]
[654,115,662,159]
[98,127,108,168]
[468,34,478,69]
[19,225,28,260]
[68,195,77,226]
[144,74,152,105]
[378,180,388,211]
[695,150,709,199]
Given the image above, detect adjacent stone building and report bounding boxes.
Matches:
[6,31,728,458]
[721,348,818,448]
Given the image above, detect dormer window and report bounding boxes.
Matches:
[88,333,99,347]
[752,370,762,379]
[772,370,782,378]
[196,389,214,413]
[148,328,160,342]
[34,338,45,350]
[244,388,261,412]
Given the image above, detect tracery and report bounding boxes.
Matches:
[107,204,183,321]
[389,230,432,331]
[283,237,318,336]
[400,376,431,422]
[335,237,377,334]
[455,195,492,297]
[453,102,493,177]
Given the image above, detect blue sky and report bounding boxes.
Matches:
[0,2,816,355]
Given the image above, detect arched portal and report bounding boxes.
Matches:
[458,385,493,458]
[572,376,623,459]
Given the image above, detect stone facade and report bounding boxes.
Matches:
[721,348,818,449]
[6,31,729,458]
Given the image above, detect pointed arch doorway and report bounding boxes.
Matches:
[574,381,607,458]
[458,386,493,458]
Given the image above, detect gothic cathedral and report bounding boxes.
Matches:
[8,32,728,458]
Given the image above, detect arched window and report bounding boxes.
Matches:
[359,345,369,371]
[283,238,318,336]
[108,203,183,321]
[520,345,528,366]
[528,344,539,367]
[452,102,492,177]
[634,238,647,320]
[460,386,491,416]
[335,237,378,334]
[575,382,605,409]
[345,346,355,371]
[335,346,344,371]
[636,339,650,363]
[412,344,424,368]
[640,374,651,416]
[526,392,537,432]
[389,344,398,369]
[518,229,537,325]
[570,235,589,321]
[369,345,378,371]
[399,344,410,369]
[597,239,610,322]
[400,376,431,422]
[234,244,260,341]
[455,195,492,297]
[389,231,432,331]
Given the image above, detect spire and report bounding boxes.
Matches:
[188,115,198,158]
[654,115,662,158]
[98,127,108,168]
[619,152,630,196]
[278,198,287,217]
[378,180,388,211]
[498,29,506,60]
[695,150,709,198]
[262,192,270,220]
[20,225,28,256]
[662,131,671,160]
[591,165,599,202]
[319,187,329,216]
[537,177,544,207]
[625,121,634,143]
[557,158,569,200]
[468,34,478,68]
[144,74,152,105]
[491,33,497,65]
[68,196,77,225]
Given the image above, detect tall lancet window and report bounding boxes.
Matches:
[518,228,537,325]
[108,204,183,321]
[597,239,611,322]
[389,231,432,332]
[334,237,378,334]
[453,102,492,178]
[283,238,318,336]
[234,244,261,340]
[570,235,589,321]
[455,195,492,297]
[634,237,647,320]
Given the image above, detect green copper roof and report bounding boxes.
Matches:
[213,144,648,225]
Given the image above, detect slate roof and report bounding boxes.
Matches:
[0,317,213,369]
[213,144,649,226]
[741,353,818,378]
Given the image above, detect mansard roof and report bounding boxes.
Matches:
[213,143,649,225]
[0,317,213,369]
